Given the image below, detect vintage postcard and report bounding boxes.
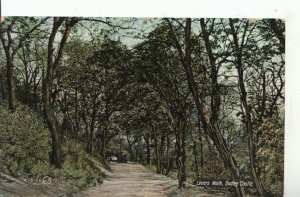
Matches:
[0,0,295,196]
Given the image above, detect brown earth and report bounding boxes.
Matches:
[74,162,226,197]
[0,162,227,197]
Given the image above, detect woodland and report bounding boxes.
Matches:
[0,17,284,196]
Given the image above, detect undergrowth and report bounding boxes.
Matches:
[0,104,106,192]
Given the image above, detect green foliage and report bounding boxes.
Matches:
[257,118,284,196]
[0,104,105,190]
[59,138,105,188]
[198,148,227,180]
[0,104,51,177]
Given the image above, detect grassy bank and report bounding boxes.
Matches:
[0,104,107,196]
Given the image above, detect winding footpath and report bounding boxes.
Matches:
[75,162,225,197]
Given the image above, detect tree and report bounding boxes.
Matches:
[0,17,47,112]
[228,18,265,196]
[166,18,245,196]
[42,17,79,168]
[134,22,192,188]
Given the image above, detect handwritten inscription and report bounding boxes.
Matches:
[22,176,52,184]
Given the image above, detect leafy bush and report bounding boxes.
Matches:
[0,104,105,190]
[56,138,105,188]
[0,104,51,177]
[257,117,284,196]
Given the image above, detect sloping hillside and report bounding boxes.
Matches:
[0,104,108,196]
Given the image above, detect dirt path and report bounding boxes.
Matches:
[75,162,226,197]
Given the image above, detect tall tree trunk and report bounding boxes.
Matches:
[166,18,245,196]
[197,113,204,168]
[144,133,151,165]
[0,23,16,112]
[43,18,64,168]
[126,134,135,161]
[89,120,95,155]
[190,128,200,178]
[0,71,6,102]
[33,80,39,110]
[6,60,16,112]
[152,123,161,174]
[175,113,186,188]
[42,17,78,168]
[20,52,31,106]
[229,19,266,196]
[84,119,89,143]
[201,18,244,196]
[100,137,107,159]
[42,74,63,168]
[159,133,166,174]
[88,95,97,155]
[165,134,171,175]
[192,143,200,178]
